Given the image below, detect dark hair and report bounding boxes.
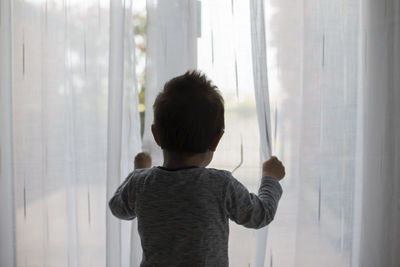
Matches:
[153,70,225,153]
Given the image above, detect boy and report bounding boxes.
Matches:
[109,71,285,267]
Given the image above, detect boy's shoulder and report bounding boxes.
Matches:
[203,167,233,179]
[131,166,233,183]
[129,167,237,196]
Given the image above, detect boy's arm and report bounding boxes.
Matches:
[225,175,282,229]
[225,156,284,229]
[108,152,152,220]
[108,172,137,220]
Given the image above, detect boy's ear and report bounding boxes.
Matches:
[151,124,162,147]
[209,130,224,152]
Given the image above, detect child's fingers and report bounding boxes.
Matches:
[134,152,152,169]
[262,156,285,180]
[135,152,151,160]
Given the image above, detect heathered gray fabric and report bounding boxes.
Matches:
[109,167,283,267]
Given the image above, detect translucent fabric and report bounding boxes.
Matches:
[107,1,142,267]
[249,1,273,265]
[263,0,360,265]
[1,0,399,266]
[0,0,141,266]
[263,0,400,266]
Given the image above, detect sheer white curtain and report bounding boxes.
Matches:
[0,0,141,266]
[261,0,360,266]
[262,0,400,266]
[107,1,142,267]
[1,0,399,266]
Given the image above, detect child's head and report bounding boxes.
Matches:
[152,70,224,158]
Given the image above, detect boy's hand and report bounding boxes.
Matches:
[262,156,285,181]
[134,152,152,169]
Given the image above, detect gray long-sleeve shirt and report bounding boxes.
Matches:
[109,166,282,267]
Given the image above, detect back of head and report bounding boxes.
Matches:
[153,70,225,154]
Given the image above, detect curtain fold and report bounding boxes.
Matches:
[106,0,126,266]
[249,0,273,266]
[107,1,142,267]
[0,0,16,266]
[357,0,400,266]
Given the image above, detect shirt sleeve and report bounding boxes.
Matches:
[108,171,137,220]
[224,175,283,229]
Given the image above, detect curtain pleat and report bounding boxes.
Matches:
[106,0,126,266]
[0,0,16,266]
[249,1,273,266]
[107,0,142,266]
[357,1,400,266]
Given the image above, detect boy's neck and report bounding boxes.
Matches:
[162,150,213,169]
